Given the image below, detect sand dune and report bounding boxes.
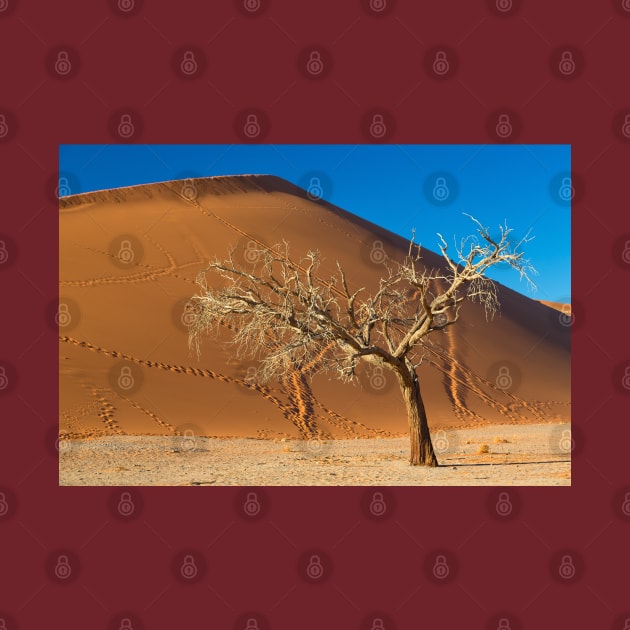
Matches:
[59,175,570,442]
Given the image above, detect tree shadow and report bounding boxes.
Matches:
[441,459,570,467]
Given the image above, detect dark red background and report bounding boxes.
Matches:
[1,0,629,628]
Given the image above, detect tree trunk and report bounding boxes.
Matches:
[395,366,438,467]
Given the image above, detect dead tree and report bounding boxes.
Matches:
[188,217,535,466]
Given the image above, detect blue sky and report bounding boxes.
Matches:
[59,144,571,301]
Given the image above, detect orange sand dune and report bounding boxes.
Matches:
[59,175,570,441]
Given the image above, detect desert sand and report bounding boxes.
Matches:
[59,422,571,486]
[59,175,570,484]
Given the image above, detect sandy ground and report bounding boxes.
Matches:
[59,422,571,486]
